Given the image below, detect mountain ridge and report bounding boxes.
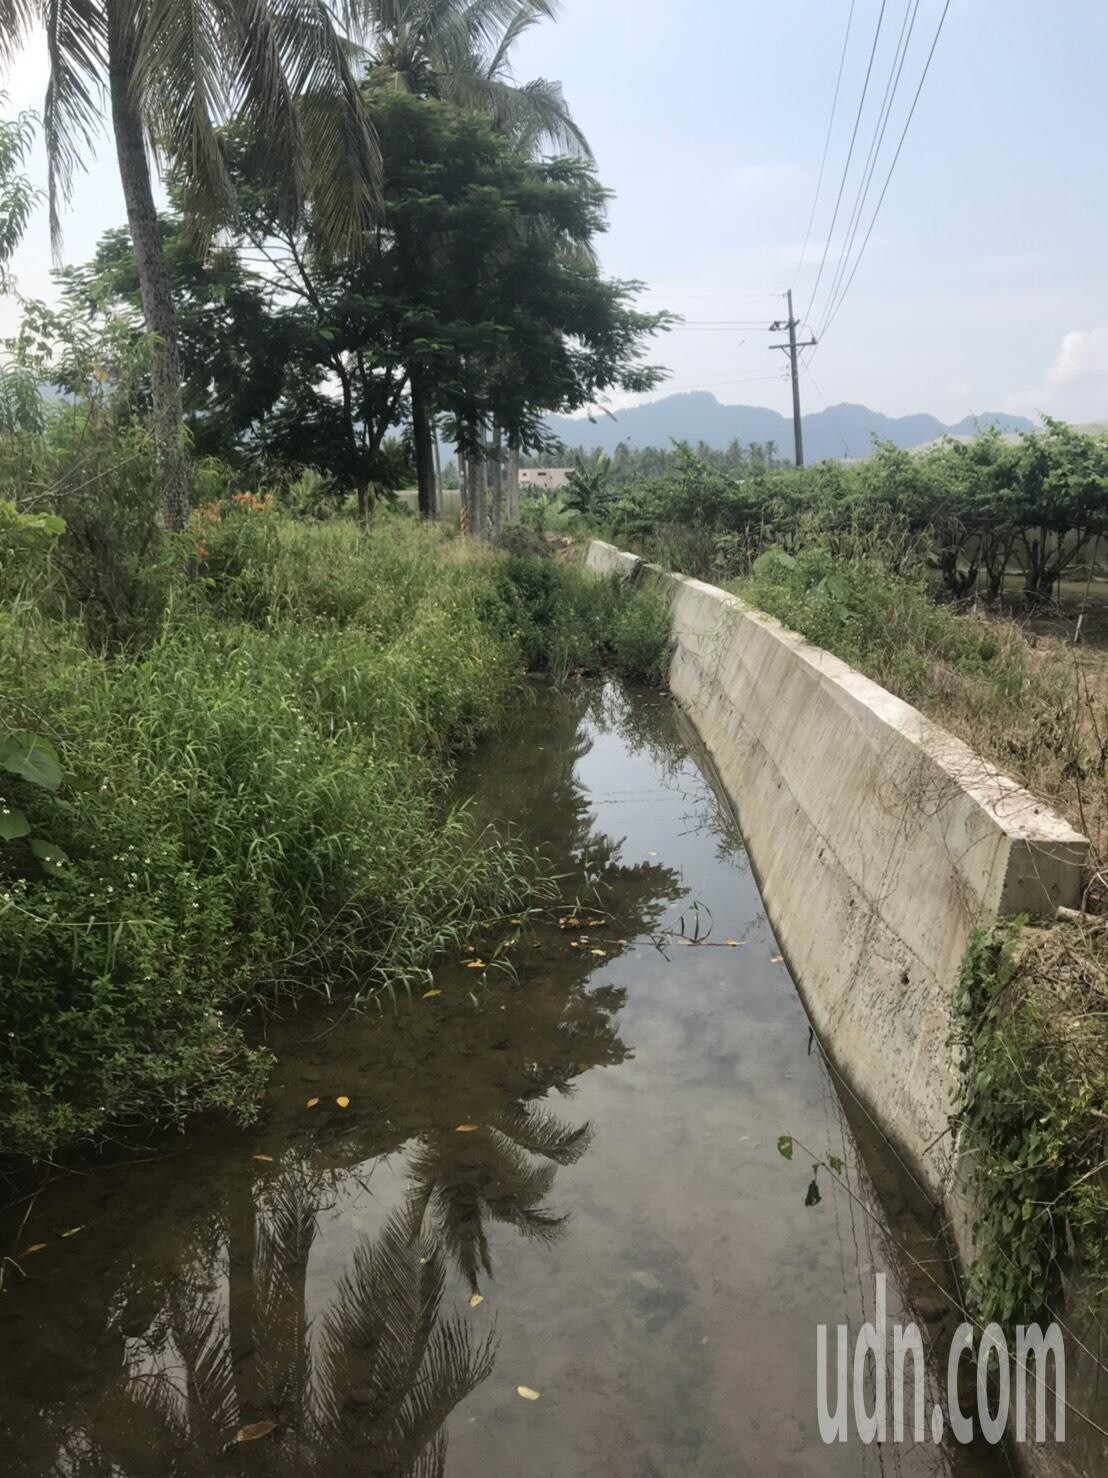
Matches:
[544,392,1037,462]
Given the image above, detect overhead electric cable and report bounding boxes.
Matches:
[818,0,952,340]
[803,0,889,324]
[792,0,858,289]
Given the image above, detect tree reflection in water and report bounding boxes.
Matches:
[0,682,687,1476]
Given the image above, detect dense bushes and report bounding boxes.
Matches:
[491,554,671,683]
[734,545,1029,711]
[0,505,665,1159]
[605,422,1108,604]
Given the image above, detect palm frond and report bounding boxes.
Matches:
[42,0,107,254]
[130,0,234,241]
[270,0,382,250]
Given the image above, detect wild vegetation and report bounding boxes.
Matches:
[0,7,674,1161]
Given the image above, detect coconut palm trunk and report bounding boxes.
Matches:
[507,436,521,526]
[409,367,437,518]
[107,2,190,533]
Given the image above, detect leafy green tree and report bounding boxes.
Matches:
[67,90,665,522]
[0,0,381,531]
[0,99,38,288]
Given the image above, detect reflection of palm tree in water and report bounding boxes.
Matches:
[69,1168,495,1477]
[17,685,688,1475]
[406,1098,594,1295]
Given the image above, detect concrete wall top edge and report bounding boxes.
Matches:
[588,541,1088,854]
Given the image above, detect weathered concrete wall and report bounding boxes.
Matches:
[587,539,1086,1193]
[589,539,1099,1474]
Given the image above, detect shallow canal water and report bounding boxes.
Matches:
[0,682,1005,1476]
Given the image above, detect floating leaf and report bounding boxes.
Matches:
[465,960,487,970]
[469,1293,485,1308]
[0,808,30,842]
[827,1154,845,1175]
[23,1243,47,1255]
[559,917,579,929]
[336,1096,350,1110]
[423,989,442,999]
[805,1178,822,1208]
[253,1155,274,1163]
[517,1386,541,1401]
[305,1097,320,1109]
[235,1420,277,1443]
[59,1226,84,1238]
[589,948,607,958]
[723,939,743,948]
[777,1135,794,1161]
[455,1123,478,1133]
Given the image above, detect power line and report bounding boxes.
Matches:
[813,0,922,333]
[801,355,852,457]
[818,0,952,340]
[803,0,889,325]
[792,0,857,290]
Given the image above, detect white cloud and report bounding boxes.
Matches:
[1047,327,1108,386]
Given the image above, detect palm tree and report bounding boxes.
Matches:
[0,1,382,531]
[361,0,590,525]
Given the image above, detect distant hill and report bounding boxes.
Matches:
[543,392,1038,463]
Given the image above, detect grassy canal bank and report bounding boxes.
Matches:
[0,510,668,1160]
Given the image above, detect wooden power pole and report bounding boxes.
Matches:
[770,290,817,467]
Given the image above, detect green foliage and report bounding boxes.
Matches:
[611,587,672,684]
[734,543,1027,709]
[953,927,1108,1332]
[0,519,545,1158]
[490,554,669,684]
[605,425,1108,603]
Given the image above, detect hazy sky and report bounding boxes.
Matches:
[4,1,1108,425]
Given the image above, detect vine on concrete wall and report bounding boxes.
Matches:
[953,924,1108,1332]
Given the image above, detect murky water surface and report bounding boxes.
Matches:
[0,683,1004,1476]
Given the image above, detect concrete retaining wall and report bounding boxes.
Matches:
[586,539,1087,1196]
[588,538,1100,1472]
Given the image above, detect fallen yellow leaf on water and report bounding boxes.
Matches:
[771,954,784,964]
[23,1243,47,1256]
[235,1420,277,1443]
[469,1293,485,1308]
[336,1096,351,1110]
[466,960,487,970]
[724,940,743,948]
[568,941,581,949]
[306,1097,320,1109]
[590,948,607,957]
[59,1226,84,1238]
[517,1386,541,1401]
[510,918,524,925]
[253,1154,274,1163]
[559,917,579,929]
[455,1123,479,1133]
[423,989,442,999]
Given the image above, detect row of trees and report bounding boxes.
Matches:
[0,1,668,532]
[604,424,1108,605]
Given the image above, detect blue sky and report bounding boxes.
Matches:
[5,0,1108,425]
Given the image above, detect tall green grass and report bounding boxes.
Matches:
[0,513,669,1157]
[1,518,530,1155]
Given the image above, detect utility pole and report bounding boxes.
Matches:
[770,290,817,467]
